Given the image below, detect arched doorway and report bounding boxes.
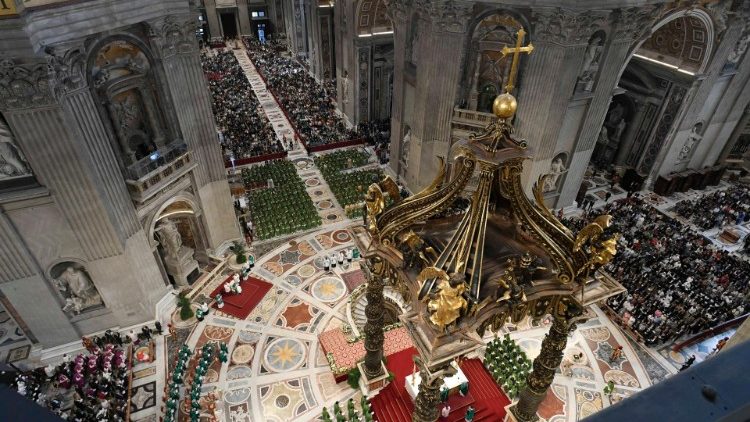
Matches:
[149,196,209,287]
[592,11,714,182]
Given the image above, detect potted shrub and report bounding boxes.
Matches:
[228,241,247,270]
[177,292,194,321]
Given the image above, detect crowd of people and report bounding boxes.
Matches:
[357,119,391,164]
[200,49,283,160]
[673,184,750,230]
[12,330,133,421]
[243,38,356,148]
[564,197,750,346]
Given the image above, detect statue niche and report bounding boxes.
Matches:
[50,262,104,316]
[89,39,172,167]
[463,14,523,112]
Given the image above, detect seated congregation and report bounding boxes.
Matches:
[564,195,750,346]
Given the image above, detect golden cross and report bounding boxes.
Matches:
[501,28,534,94]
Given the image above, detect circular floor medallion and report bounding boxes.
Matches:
[275,395,290,408]
[231,344,255,365]
[297,264,316,278]
[317,200,333,210]
[311,276,347,303]
[332,229,351,243]
[305,178,320,187]
[263,338,306,372]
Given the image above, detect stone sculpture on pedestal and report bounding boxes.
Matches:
[156,218,199,287]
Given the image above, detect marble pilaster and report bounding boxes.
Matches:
[411,24,466,189]
[237,0,252,36]
[387,15,408,180]
[148,15,240,248]
[203,0,223,40]
[652,21,747,179]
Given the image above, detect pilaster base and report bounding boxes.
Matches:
[357,361,390,396]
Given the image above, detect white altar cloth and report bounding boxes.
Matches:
[404,361,468,401]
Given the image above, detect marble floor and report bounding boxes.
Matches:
[117,219,684,422]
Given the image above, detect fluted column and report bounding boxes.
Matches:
[362,261,386,378]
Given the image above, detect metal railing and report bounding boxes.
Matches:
[126,140,188,180]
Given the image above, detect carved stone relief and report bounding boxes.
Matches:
[0,116,32,181]
[0,59,55,111]
[532,8,608,45]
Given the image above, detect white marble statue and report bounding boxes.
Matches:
[155,218,183,259]
[727,33,750,65]
[597,126,610,145]
[612,118,627,144]
[679,123,703,161]
[577,35,604,91]
[339,71,350,104]
[543,157,567,192]
[55,266,103,314]
[0,119,31,180]
[401,129,411,168]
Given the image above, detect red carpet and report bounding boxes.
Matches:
[370,350,510,422]
[210,274,272,319]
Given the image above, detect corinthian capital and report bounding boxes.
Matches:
[531,8,610,45]
[148,15,199,59]
[417,0,474,34]
[612,6,662,42]
[0,59,55,111]
[45,43,88,97]
[383,0,413,24]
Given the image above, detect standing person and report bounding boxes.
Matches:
[605,191,612,203]
[610,346,623,361]
[338,251,344,266]
[441,405,451,419]
[330,253,337,270]
[324,256,331,273]
[346,248,352,263]
[557,209,564,219]
[464,406,476,422]
[680,355,696,371]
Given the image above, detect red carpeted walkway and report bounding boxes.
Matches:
[210,274,272,319]
[370,349,510,422]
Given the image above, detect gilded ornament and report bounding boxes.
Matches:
[427,277,468,331]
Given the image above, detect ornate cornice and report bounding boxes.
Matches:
[612,6,662,43]
[383,0,412,25]
[416,0,474,34]
[531,8,610,45]
[45,43,88,97]
[0,59,55,111]
[147,15,199,59]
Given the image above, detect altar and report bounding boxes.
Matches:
[405,361,468,401]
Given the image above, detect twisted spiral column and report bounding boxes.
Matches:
[513,316,572,421]
[363,270,386,378]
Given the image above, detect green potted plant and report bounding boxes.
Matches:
[228,240,247,270]
[177,291,194,321]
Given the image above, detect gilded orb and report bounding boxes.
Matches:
[493,93,518,119]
